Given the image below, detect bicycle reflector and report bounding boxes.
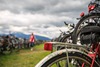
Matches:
[88,5,95,12]
[80,12,84,17]
[44,42,53,51]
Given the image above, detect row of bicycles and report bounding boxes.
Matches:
[0,35,28,55]
[36,0,100,67]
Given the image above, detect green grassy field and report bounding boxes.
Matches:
[0,44,51,67]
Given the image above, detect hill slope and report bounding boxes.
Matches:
[12,32,51,41]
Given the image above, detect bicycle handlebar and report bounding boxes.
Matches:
[64,21,75,28]
[64,21,68,26]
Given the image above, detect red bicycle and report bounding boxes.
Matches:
[35,0,100,67]
[35,13,100,67]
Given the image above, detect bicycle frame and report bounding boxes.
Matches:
[81,44,100,67]
[87,44,100,67]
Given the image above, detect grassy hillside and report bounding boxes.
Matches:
[0,44,50,67]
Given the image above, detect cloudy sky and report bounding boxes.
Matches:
[0,0,91,38]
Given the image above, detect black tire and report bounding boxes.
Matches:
[59,34,72,42]
[56,34,71,50]
[72,13,100,44]
[35,49,99,67]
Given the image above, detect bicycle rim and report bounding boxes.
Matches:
[36,49,99,67]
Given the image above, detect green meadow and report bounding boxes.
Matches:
[0,44,50,67]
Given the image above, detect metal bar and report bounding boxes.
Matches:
[50,42,89,53]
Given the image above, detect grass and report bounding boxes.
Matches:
[0,44,51,67]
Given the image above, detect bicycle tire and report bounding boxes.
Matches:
[35,49,99,67]
[72,13,100,44]
[56,34,72,50]
[59,34,72,42]
[1,45,12,55]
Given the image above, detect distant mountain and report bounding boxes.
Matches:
[12,32,51,41]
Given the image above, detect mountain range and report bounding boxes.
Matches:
[1,32,51,41]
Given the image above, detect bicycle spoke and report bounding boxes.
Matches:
[56,62,61,67]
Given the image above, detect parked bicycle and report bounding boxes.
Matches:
[0,35,12,54]
[55,22,75,43]
[35,14,100,67]
[35,0,100,67]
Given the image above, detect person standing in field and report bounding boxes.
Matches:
[29,33,35,48]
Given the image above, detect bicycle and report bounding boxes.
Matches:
[35,0,100,67]
[0,35,12,55]
[35,41,100,67]
[52,22,75,51]
[59,22,75,43]
[54,22,75,43]
[35,13,100,67]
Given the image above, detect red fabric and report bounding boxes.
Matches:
[29,35,34,42]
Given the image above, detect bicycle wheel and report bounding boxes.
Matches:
[56,34,72,50]
[1,45,12,55]
[35,49,99,67]
[59,34,72,43]
[72,13,100,44]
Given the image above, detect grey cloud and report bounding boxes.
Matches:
[0,24,9,29]
[0,0,59,13]
[0,0,92,38]
[0,0,91,15]
[0,24,10,33]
